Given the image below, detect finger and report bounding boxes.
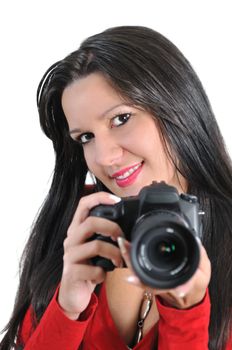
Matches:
[198,244,211,278]
[117,237,132,269]
[172,278,196,298]
[62,263,106,285]
[64,240,123,268]
[66,216,123,246]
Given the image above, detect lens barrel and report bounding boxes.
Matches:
[130,211,200,289]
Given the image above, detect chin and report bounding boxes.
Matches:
[116,183,149,198]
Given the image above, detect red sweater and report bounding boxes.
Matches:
[17,283,229,349]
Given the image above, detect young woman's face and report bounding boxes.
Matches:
[62,73,187,197]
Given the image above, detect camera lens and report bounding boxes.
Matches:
[157,240,177,259]
[131,213,200,289]
[158,241,176,255]
[147,227,188,274]
[156,240,178,262]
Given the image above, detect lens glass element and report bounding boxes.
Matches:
[145,226,188,274]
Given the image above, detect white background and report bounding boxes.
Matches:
[0,0,231,337]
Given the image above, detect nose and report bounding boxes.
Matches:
[94,134,123,166]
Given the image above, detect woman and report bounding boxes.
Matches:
[1,26,232,350]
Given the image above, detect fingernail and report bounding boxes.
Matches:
[109,194,121,203]
[117,237,127,255]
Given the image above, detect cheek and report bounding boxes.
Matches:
[83,148,94,170]
[83,148,103,178]
[134,132,163,159]
[142,135,173,171]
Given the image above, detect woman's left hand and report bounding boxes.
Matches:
[117,237,211,309]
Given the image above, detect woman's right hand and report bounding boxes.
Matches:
[58,192,123,320]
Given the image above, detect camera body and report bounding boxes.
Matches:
[90,182,202,289]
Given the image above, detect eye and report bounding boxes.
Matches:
[76,132,94,145]
[111,113,131,127]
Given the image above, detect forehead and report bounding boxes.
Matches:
[61,73,126,123]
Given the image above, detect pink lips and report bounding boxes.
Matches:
[111,162,143,188]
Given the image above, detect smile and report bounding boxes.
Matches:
[115,163,142,180]
[111,162,143,187]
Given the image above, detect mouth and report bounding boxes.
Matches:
[111,162,144,187]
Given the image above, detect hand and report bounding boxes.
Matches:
[118,237,211,309]
[58,192,123,319]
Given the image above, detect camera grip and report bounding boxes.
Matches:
[91,255,116,272]
[89,204,120,271]
[90,234,118,272]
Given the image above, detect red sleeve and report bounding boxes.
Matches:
[156,290,210,350]
[226,337,232,350]
[18,287,98,350]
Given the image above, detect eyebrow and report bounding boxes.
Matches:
[69,102,132,135]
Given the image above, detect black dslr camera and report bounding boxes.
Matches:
[90,182,202,289]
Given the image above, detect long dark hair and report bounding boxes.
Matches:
[1,26,232,350]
